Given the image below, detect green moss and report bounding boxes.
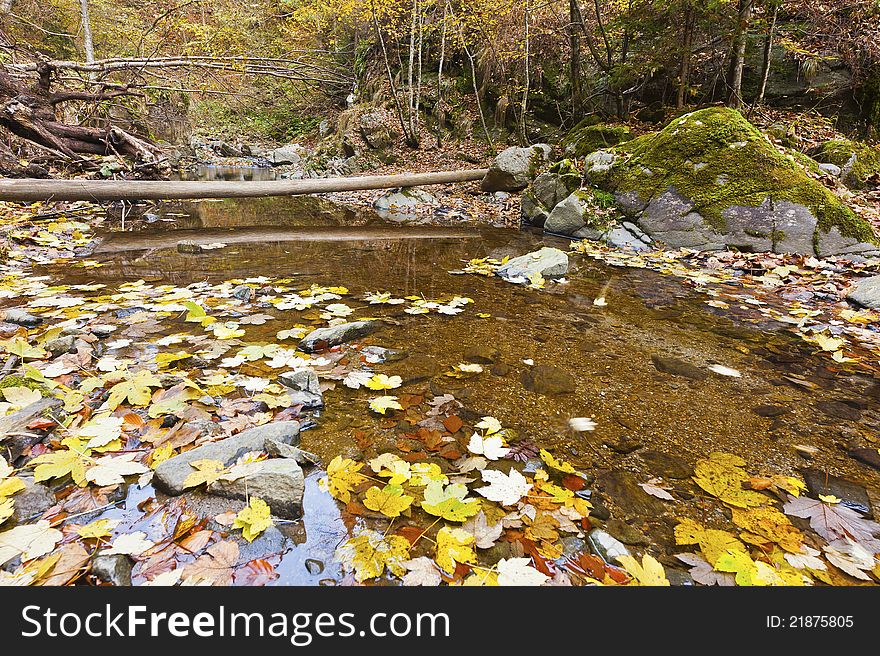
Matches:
[813,138,880,189]
[0,375,50,394]
[604,107,876,244]
[563,121,634,158]
[573,187,615,231]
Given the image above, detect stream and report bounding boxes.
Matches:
[20,179,880,585]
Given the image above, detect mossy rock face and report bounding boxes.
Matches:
[813,139,880,189]
[590,107,878,256]
[562,121,634,158]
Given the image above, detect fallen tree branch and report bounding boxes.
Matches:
[0,169,490,201]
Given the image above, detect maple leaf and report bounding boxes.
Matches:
[617,554,670,586]
[401,557,442,586]
[369,396,403,414]
[182,541,239,586]
[476,468,532,506]
[104,532,155,556]
[2,386,42,407]
[105,369,161,410]
[461,510,504,548]
[409,462,448,486]
[731,506,804,553]
[181,301,216,327]
[233,498,274,542]
[674,517,749,566]
[783,494,880,547]
[38,542,90,586]
[365,374,403,391]
[75,518,119,540]
[692,452,768,508]
[474,416,503,435]
[336,529,410,583]
[318,456,368,503]
[369,453,411,485]
[434,526,476,574]
[31,440,91,487]
[363,484,414,518]
[76,415,124,449]
[496,557,549,586]
[675,553,735,586]
[182,459,230,490]
[0,520,62,565]
[85,453,150,486]
[539,449,576,474]
[823,538,876,581]
[467,434,509,460]
[421,481,480,522]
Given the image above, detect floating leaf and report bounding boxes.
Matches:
[233,498,274,542]
[363,484,414,518]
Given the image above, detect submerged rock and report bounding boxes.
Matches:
[9,474,56,523]
[299,320,378,352]
[154,422,301,495]
[846,276,880,310]
[0,308,41,327]
[208,459,305,519]
[279,368,323,409]
[802,468,871,516]
[587,528,631,564]
[650,354,707,381]
[481,144,552,192]
[496,247,569,282]
[521,364,576,395]
[586,107,878,256]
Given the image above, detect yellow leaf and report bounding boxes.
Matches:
[693,452,769,508]
[149,443,175,469]
[233,498,273,542]
[674,517,749,566]
[617,554,670,586]
[539,448,576,474]
[318,456,368,503]
[335,529,410,582]
[421,481,480,522]
[1,386,42,407]
[182,459,229,490]
[31,441,91,487]
[75,518,118,540]
[369,395,402,414]
[435,526,476,574]
[731,506,804,553]
[363,484,413,518]
[364,374,403,391]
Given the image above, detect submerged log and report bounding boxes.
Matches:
[0,169,489,202]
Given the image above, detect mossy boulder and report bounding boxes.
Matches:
[481,144,552,192]
[588,107,878,256]
[813,139,880,189]
[520,159,582,226]
[562,121,634,158]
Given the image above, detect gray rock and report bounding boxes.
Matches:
[264,439,320,466]
[299,320,378,352]
[279,368,323,409]
[9,475,56,523]
[208,459,305,519]
[637,189,724,250]
[232,285,254,302]
[604,226,650,251]
[815,227,880,258]
[584,150,617,178]
[481,144,552,192]
[597,470,666,517]
[45,335,76,357]
[374,188,438,212]
[154,422,301,495]
[639,450,693,480]
[846,276,880,310]
[521,364,576,395]
[818,162,842,177]
[495,247,569,282]
[0,308,41,327]
[236,525,288,562]
[544,193,588,236]
[267,143,305,166]
[587,528,631,564]
[176,240,204,255]
[520,192,549,227]
[358,112,394,149]
[802,468,871,516]
[92,553,133,586]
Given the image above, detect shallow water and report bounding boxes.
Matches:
[35,189,880,584]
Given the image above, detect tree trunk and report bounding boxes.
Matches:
[569,0,582,119]
[755,2,778,105]
[677,4,695,109]
[0,169,490,202]
[519,2,530,145]
[79,0,95,63]
[436,0,448,148]
[726,0,753,109]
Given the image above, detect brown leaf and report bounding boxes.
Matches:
[181,541,239,586]
[39,542,90,586]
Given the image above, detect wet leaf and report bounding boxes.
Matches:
[421,480,480,522]
[336,529,410,582]
[496,557,549,586]
[617,554,670,586]
[363,484,414,518]
[318,456,369,503]
[435,527,476,574]
[233,498,273,542]
[475,468,532,506]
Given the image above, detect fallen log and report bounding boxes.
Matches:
[0,169,490,202]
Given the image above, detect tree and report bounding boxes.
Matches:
[726,0,753,109]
